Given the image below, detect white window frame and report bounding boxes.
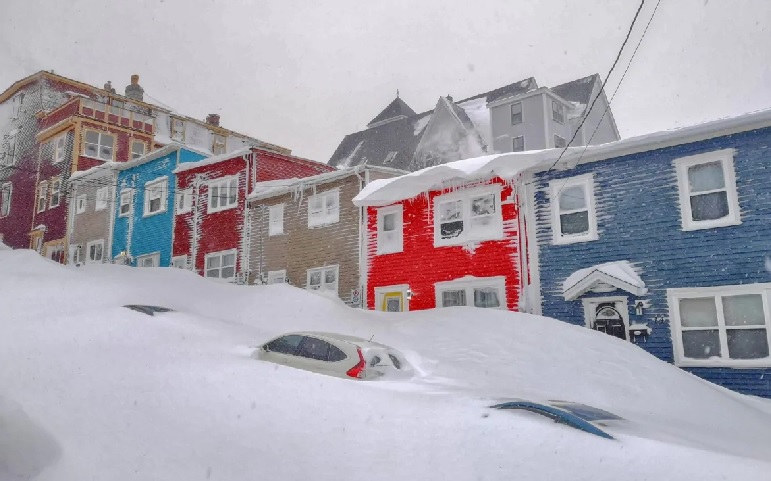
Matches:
[668,283,771,368]
[49,178,61,208]
[267,269,287,285]
[212,134,226,155]
[86,239,104,263]
[307,189,340,227]
[11,93,22,119]
[377,204,403,254]
[434,276,507,310]
[510,102,523,125]
[549,174,598,245]
[143,177,168,217]
[269,204,284,236]
[2,132,16,166]
[552,100,565,124]
[95,186,109,211]
[204,249,237,280]
[171,118,185,141]
[554,134,567,149]
[306,265,339,293]
[674,149,741,231]
[0,183,11,217]
[131,140,146,160]
[176,188,192,214]
[119,189,133,217]
[512,136,525,152]
[207,175,239,213]
[75,194,87,214]
[137,252,161,268]
[172,255,188,269]
[37,181,48,213]
[83,130,115,161]
[53,134,67,163]
[433,185,503,247]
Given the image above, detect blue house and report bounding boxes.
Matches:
[112,144,207,267]
[521,110,771,397]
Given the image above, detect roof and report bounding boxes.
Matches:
[69,162,117,182]
[173,147,252,174]
[367,97,417,127]
[114,143,199,172]
[550,74,599,106]
[562,261,646,301]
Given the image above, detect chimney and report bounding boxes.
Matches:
[124,74,144,101]
[447,95,453,102]
[104,81,116,94]
[205,114,221,127]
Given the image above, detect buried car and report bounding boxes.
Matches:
[253,332,412,380]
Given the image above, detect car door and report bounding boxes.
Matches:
[261,335,304,365]
[292,336,335,375]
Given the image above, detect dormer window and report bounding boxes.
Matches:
[552,101,565,124]
[212,134,226,155]
[171,118,185,141]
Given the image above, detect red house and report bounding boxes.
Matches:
[172,147,335,281]
[353,152,545,312]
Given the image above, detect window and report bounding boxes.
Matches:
[307,265,339,293]
[0,183,11,217]
[267,270,287,284]
[176,188,192,214]
[669,284,771,367]
[53,134,67,163]
[212,134,226,155]
[83,131,115,161]
[95,186,109,211]
[377,205,403,254]
[296,337,333,361]
[550,175,598,245]
[435,277,506,309]
[137,252,160,268]
[131,141,145,160]
[172,255,188,269]
[110,99,126,116]
[512,136,525,152]
[205,250,237,280]
[208,176,238,213]
[552,100,565,124]
[383,151,397,164]
[554,135,567,149]
[308,189,339,227]
[143,177,168,216]
[11,93,23,119]
[269,204,284,236]
[119,189,133,217]
[86,239,104,263]
[50,178,61,208]
[264,335,303,355]
[674,149,740,231]
[510,102,523,124]
[171,118,185,141]
[75,194,86,214]
[37,181,47,213]
[433,186,503,247]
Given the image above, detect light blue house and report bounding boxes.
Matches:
[521,109,771,397]
[112,144,206,267]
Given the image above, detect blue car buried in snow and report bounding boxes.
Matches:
[490,399,623,439]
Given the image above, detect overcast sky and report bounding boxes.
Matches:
[1,0,770,162]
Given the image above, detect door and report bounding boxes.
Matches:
[375,285,410,312]
[592,302,627,340]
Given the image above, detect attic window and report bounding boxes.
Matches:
[552,101,565,124]
[212,134,226,155]
[383,151,397,164]
[171,118,185,141]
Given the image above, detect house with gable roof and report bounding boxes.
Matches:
[329,74,619,172]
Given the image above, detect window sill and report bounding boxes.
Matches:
[676,358,771,369]
[118,212,131,218]
[81,154,114,162]
[207,203,238,214]
[434,231,504,248]
[377,246,403,255]
[552,233,599,246]
[268,232,285,237]
[681,218,741,232]
[308,220,340,228]
[143,209,167,218]
[176,209,192,216]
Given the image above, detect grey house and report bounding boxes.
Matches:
[329,75,620,172]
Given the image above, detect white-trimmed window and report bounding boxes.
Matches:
[86,239,104,263]
[377,204,403,254]
[552,100,565,124]
[435,277,506,309]
[205,249,237,280]
[131,140,145,160]
[308,189,339,227]
[510,102,523,124]
[554,135,567,149]
[119,189,133,217]
[172,255,188,269]
[2,132,16,166]
[144,177,168,216]
[137,252,160,268]
[669,284,771,367]
[307,265,339,293]
[433,186,503,247]
[208,176,238,213]
[550,174,598,245]
[269,204,284,236]
[267,269,287,285]
[11,93,23,119]
[674,149,740,231]
[37,181,47,213]
[75,194,86,214]
[83,130,115,161]
[96,186,109,211]
[171,118,185,141]
[50,178,61,208]
[0,183,11,217]
[512,136,525,152]
[176,188,192,214]
[53,134,67,163]
[212,134,226,155]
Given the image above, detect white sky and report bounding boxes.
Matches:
[1,0,770,162]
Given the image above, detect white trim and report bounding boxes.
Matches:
[52,134,67,164]
[668,283,771,368]
[0,182,11,218]
[433,184,503,247]
[674,149,741,231]
[581,296,629,340]
[137,252,161,268]
[36,181,48,213]
[143,176,168,217]
[522,174,542,314]
[49,178,61,208]
[510,102,523,125]
[171,255,188,269]
[434,276,507,310]
[119,189,133,217]
[75,193,86,214]
[306,265,339,293]
[307,188,340,227]
[268,203,284,236]
[85,239,104,263]
[549,174,598,245]
[82,130,115,161]
[204,249,237,280]
[130,140,146,161]
[95,186,109,211]
[175,187,192,214]
[267,269,287,284]
[374,284,411,312]
[207,175,239,213]
[552,100,565,125]
[376,204,403,254]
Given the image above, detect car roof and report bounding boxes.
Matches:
[277,331,390,348]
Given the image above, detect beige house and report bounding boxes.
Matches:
[247,166,405,306]
[67,163,117,264]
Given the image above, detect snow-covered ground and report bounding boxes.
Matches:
[1,249,771,480]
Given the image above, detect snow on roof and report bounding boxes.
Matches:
[173,147,252,174]
[69,162,117,182]
[112,143,191,172]
[562,261,646,301]
[458,97,492,148]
